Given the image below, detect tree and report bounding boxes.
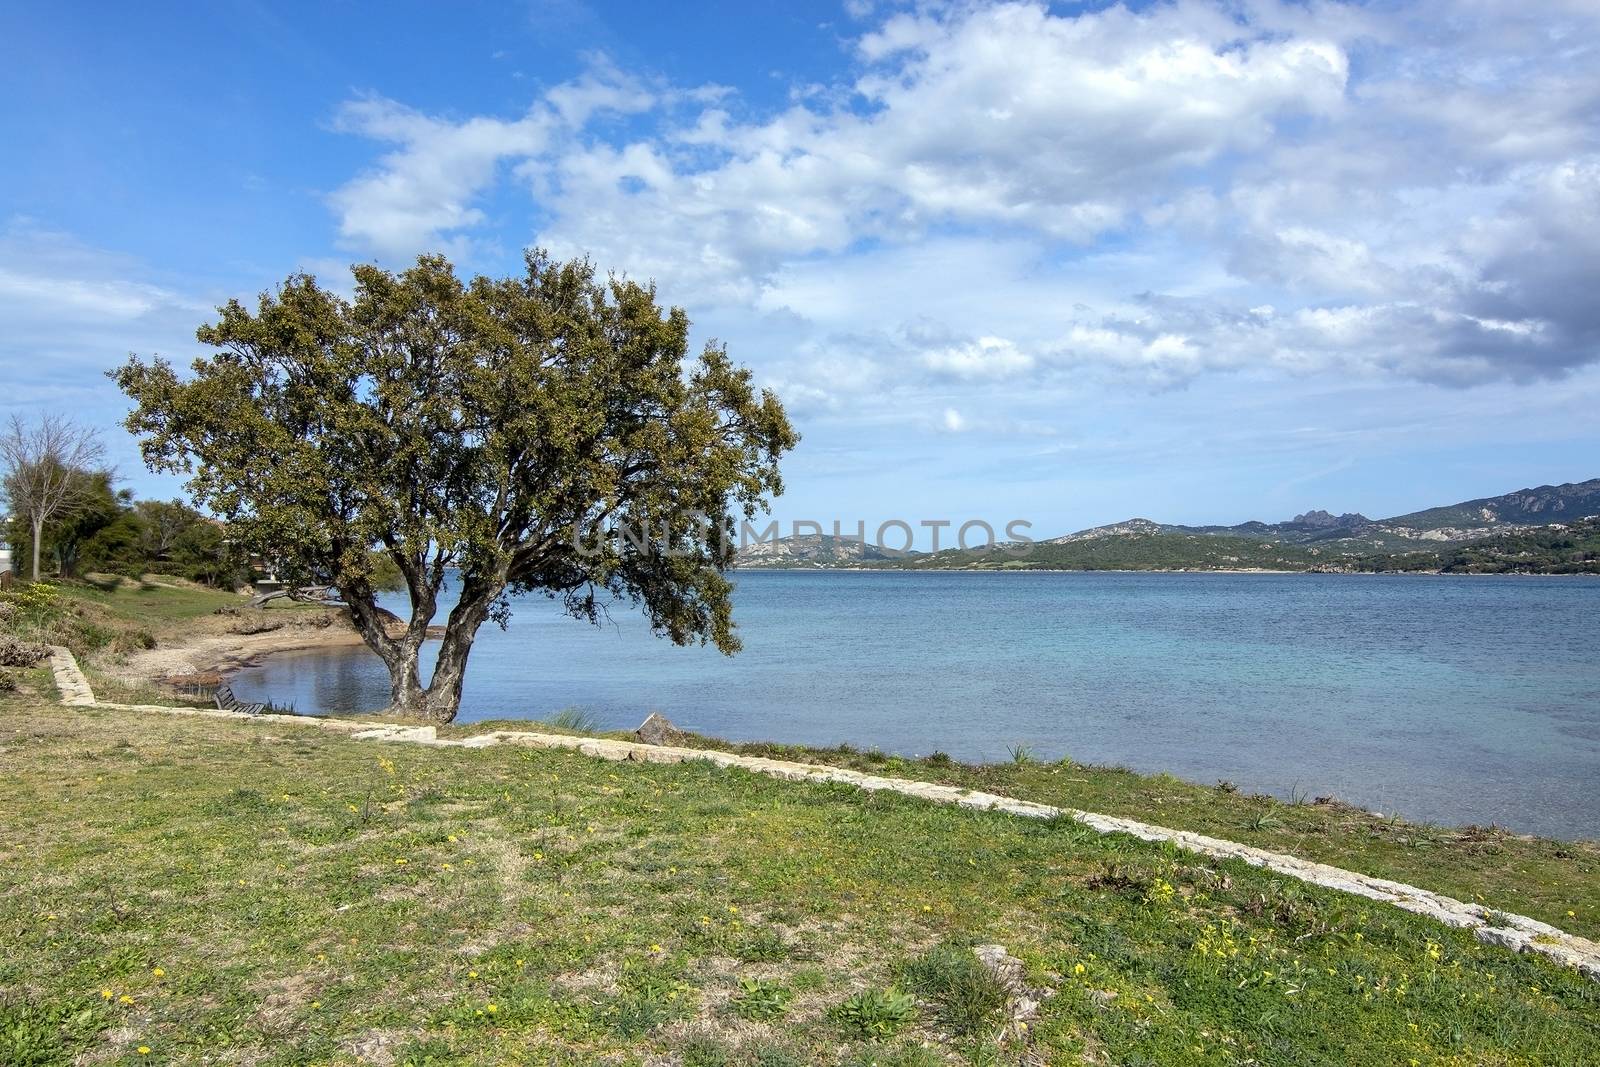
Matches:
[0,415,105,580]
[47,473,135,579]
[133,499,202,562]
[114,252,797,722]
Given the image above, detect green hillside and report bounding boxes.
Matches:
[893,533,1324,571]
[1347,517,1600,574]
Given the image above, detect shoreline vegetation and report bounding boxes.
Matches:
[7,575,1596,947]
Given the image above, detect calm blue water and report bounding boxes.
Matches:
[231,571,1600,839]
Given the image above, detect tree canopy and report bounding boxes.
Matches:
[114,252,797,722]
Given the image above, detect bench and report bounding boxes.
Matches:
[214,682,266,717]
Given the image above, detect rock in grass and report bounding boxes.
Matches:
[974,943,1054,1042]
[635,712,685,746]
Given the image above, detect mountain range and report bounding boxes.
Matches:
[735,478,1600,574]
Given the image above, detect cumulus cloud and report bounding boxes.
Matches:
[325,0,1600,402]
[327,62,657,261]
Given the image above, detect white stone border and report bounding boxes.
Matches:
[41,646,1600,981]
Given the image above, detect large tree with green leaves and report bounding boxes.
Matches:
[115,252,796,722]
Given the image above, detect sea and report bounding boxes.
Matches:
[229,570,1600,839]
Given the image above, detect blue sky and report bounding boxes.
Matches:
[4,0,1598,543]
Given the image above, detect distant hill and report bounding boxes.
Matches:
[735,534,915,568]
[1381,479,1600,531]
[1026,478,1600,559]
[1340,515,1600,575]
[735,478,1600,573]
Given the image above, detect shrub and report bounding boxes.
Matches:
[0,582,61,620]
[830,987,917,1040]
[0,635,49,667]
[111,629,157,653]
[0,670,16,692]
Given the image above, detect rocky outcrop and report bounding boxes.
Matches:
[1289,509,1369,529]
[736,534,914,567]
[1045,518,1165,543]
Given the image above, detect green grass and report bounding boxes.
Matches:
[654,737,1600,945]
[2,694,1597,1065]
[53,575,247,628]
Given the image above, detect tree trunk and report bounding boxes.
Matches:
[416,582,496,723]
[338,571,492,725]
[338,581,425,719]
[30,515,42,581]
[387,641,429,719]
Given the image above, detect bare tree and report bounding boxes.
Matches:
[0,415,105,580]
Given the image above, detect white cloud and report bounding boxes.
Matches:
[921,335,1034,379]
[324,0,1600,401]
[329,97,555,261]
[0,220,210,373]
[0,221,222,495]
[326,62,658,262]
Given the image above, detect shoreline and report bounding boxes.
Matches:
[734,565,1599,576]
[25,656,1600,974]
[110,582,1595,844]
[114,607,374,688]
[203,634,1595,845]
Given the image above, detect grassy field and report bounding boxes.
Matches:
[656,737,1600,946]
[46,576,248,631]
[2,690,1598,1065]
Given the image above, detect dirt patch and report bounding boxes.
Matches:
[110,608,371,687]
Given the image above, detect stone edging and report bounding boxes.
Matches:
[47,644,97,706]
[42,646,1600,981]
